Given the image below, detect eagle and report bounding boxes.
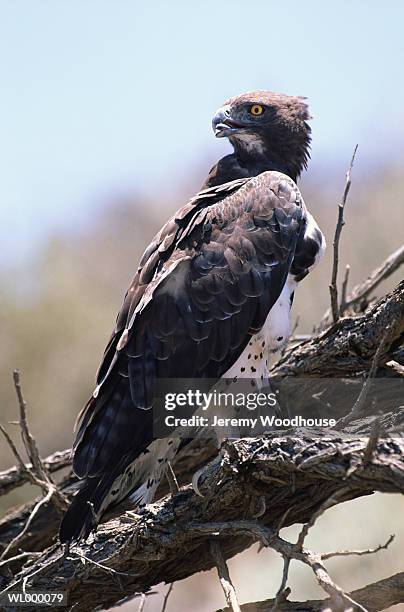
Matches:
[60,90,325,543]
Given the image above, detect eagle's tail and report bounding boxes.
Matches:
[59,438,180,543]
[59,476,106,543]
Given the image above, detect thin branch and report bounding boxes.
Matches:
[0,488,54,561]
[210,539,241,612]
[194,522,365,611]
[320,244,404,330]
[0,551,42,569]
[0,448,72,498]
[68,551,140,579]
[322,534,394,560]
[13,370,49,483]
[295,487,350,551]
[161,583,174,612]
[339,264,350,315]
[0,424,32,478]
[137,593,146,612]
[165,461,180,496]
[337,331,389,428]
[270,558,291,611]
[221,572,404,611]
[9,371,67,513]
[345,243,404,310]
[329,145,358,323]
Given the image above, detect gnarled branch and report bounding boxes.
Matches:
[0,435,402,611]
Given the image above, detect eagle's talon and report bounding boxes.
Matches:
[192,466,207,498]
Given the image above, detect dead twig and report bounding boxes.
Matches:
[195,521,365,611]
[68,551,140,579]
[0,448,72,498]
[0,373,68,563]
[0,551,42,569]
[337,332,389,428]
[321,534,394,560]
[220,572,404,611]
[345,243,404,310]
[270,558,291,611]
[161,582,174,612]
[329,145,358,323]
[320,244,404,329]
[165,461,180,496]
[137,593,146,612]
[295,487,350,551]
[13,370,48,483]
[340,264,350,315]
[9,371,67,512]
[0,424,32,479]
[0,488,54,561]
[210,539,241,612]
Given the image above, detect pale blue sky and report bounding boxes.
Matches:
[1,0,404,263]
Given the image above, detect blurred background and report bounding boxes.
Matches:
[1,1,403,610]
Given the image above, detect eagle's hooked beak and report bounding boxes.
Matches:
[212,105,244,138]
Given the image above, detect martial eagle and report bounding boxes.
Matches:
[60,91,325,542]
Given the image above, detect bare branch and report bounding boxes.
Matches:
[210,539,241,612]
[320,244,404,329]
[0,488,54,561]
[0,435,402,611]
[345,243,404,310]
[137,593,146,612]
[329,145,358,323]
[220,572,404,611]
[9,371,68,514]
[13,370,49,484]
[339,263,350,315]
[161,583,174,612]
[0,448,72,498]
[321,534,394,560]
[296,487,350,551]
[165,461,180,496]
[337,331,389,428]
[0,424,32,478]
[0,551,42,569]
[272,280,404,379]
[270,558,291,611]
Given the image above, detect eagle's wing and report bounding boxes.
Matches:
[60,171,304,541]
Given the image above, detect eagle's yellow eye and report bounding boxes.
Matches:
[250,104,264,116]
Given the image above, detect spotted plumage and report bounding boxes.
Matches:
[60,90,325,543]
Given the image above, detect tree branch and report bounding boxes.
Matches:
[0,449,72,498]
[0,282,402,571]
[219,572,404,611]
[0,435,402,611]
[272,280,404,379]
[329,145,358,323]
[320,243,404,330]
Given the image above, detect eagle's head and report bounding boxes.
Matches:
[212,90,311,180]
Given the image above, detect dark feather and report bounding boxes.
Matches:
[61,168,308,543]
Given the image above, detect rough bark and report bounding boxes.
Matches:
[271,280,404,380]
[1,435,403,611]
